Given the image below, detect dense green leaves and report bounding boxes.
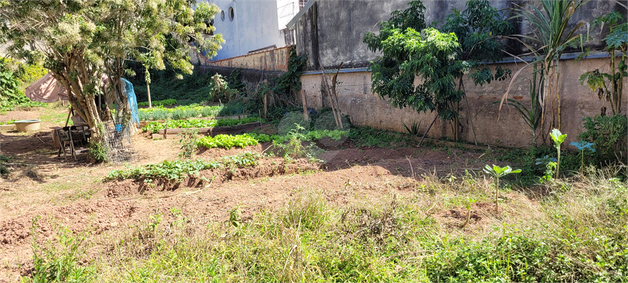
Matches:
[364,0,512,121]
[141,117,263,133]
[579,11,627,115]
[0,0,224,140]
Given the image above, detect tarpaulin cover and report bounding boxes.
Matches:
[24,73,68,103]
[122,78,139,126]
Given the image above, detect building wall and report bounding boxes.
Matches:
[200,0,285,61]
[202,45,292,71]
[296,0,623,70]
[300,57,628,148]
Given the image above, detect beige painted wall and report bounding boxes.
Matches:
[192,45,292,71]
[300,57,628,148]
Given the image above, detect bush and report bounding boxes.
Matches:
[579,114,628,166]
[89,142,108,163]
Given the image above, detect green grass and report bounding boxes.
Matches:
[25,166,628,282]
[141,117,263,133]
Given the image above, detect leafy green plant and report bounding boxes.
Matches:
[0,57,45,111]
[178,129,199,159]
[105,152,260,185]
[138,99,177,107]
[579,12,627,115]
[579,114,628,166]
[483,164,521,212]
[365,0,512,142]
[0,154,11,175]
[88,142,108,163]
[402,121,422,137]
[550,129,567,179]
[208,73,238,103]
[502,61,544,146]
[504,0,587,140]
[197,134,258,150]
[570,140,595,174]
[141,117,262,133]
[30,226,95,282]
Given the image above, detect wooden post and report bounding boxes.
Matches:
[318,58,341,129]
[301,90,309,121]
[263,93,268,119]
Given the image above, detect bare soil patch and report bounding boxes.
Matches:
[0,107,509,281]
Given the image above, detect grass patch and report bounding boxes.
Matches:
[24,167,628,282]
[141,117,262,133]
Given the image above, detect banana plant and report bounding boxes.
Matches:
[483,164,521,212]
[550,129,567,179]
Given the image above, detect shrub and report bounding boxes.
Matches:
[579,114,628,166]
[89,142,108,163]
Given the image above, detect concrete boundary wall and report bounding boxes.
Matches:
[300,57,628,148]
[200,46,293,72]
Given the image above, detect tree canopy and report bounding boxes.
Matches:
[364,0,511,122]
[0,0,223,140]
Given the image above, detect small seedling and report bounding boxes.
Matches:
[550,129,567,179]
[570,140,595,174]
[483,164,521,213]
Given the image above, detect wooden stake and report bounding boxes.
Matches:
[318,58,341,129]
[263,93,268,119]
[301,90,309,121]
[418,115,438,147]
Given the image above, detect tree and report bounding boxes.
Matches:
[503,0,587,143]
[364,0,511,144]
[0,0,223,141]
[579,11,627,116]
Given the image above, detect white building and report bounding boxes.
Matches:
[200,0,299,61]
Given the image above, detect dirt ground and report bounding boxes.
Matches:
[0,107,500,282]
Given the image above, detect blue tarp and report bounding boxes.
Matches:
[114,78,140,128]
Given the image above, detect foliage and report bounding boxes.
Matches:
[195,129,348,151]
[88,142,108,163]
[141,117,262,133]
[364,0,511,128]
[348,126,416,148]
[208,73,238,103]
[570,140,595,173]
[138,99,176,107]
[579,114,628,165]
[0,154,11,175]
[439,0,512,86]
[483,164,521,211]
[403,121,422,137]
[506,0,587,139]
[579,11,627,115]
[35,169,628,282]
[197,134,258,150]
[29,226,95,282]
[105,152,261,184]
[138,105,232,121]
[502,61,543,146]
[0,57,45,111]
[178,129,199,159]
[0,0,224,141]
[550,128,567,179]
[244,47,306,115]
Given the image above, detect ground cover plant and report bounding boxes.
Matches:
[137,104,245,121]
[138,99,177,107]
[195,130,349,150]
[26,167,628,282]
[105,152,260,184]
[141,117,263,133]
